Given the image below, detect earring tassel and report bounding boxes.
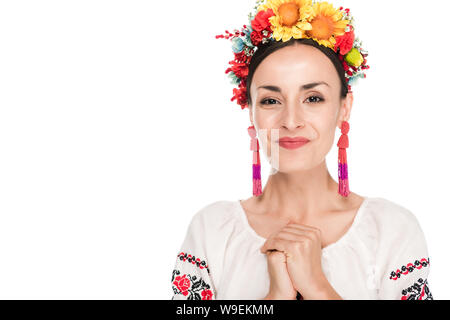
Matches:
[248,125,262,197]
[252,146,262,196]
[337,126,350,197]
[338,147,349,197]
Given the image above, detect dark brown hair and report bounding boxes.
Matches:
[246,38,348,107]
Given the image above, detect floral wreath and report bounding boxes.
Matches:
[215,0,370,110]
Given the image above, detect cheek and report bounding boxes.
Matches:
[314,121,337,154]
[253,110,282,153]
[253,109,280,129]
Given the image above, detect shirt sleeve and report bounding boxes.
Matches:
[170,213,217,300]
[377,213,433,300]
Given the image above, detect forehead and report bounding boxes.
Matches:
[252,44,340,90]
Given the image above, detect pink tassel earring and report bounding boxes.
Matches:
[248,125,262,197]
[337,121,350,197]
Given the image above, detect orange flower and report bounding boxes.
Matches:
[305,1,349,50]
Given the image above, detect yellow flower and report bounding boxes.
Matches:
[258,0,314,42]
[304,1,349,50]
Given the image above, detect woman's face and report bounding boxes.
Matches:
[249,43,353,174]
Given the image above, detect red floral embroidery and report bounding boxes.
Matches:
[201,289,213,300]
[172,251,214,300]
[389,257,430,280]
[173,274,190,296]
[171,269,214,300]
[401,278,433,300]
[177,252,210,273]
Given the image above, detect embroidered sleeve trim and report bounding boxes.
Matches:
[401,278,433,300]
[389,257,430,280]
[177,252,210,274]
[171,269,214,300]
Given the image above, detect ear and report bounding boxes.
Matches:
[338,91,354,128]
[248,105,255,127]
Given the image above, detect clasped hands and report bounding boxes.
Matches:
[260,222,342,300]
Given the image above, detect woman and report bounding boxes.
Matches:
[171,0,432,300]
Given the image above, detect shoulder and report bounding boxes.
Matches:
[362,197,429,262]
[364,197,423,235]
[189,200,241,232]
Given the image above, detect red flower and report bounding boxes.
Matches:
[231,84,248,109]
[250,31,264,46]
[201,289,213,300]
[342,60,349,71]
[251,9,275,32]
[226,61,248,79]
[335,27,355,55]
[234,51,252,64]
[173,274,191,296]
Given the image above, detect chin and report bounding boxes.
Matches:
[272,161,312,174]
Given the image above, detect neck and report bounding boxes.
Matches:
[256,161,343,221]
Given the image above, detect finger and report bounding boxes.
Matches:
[286,222,321,233]
[266,250,287,264]
[260,238,297,254]
[285,224,322,239]
[281,226,318,241]
[274,230,311,243]
[281,226,317,242]
[281,226,312,236]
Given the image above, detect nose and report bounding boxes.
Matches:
[281,101,305,130]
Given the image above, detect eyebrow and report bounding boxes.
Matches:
[257,81,330,92]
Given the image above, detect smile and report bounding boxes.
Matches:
[277,140,310,150]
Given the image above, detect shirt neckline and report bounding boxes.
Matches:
[236,196,370,253]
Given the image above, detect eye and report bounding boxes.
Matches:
[306,95,324,103]
[260,98,280,105]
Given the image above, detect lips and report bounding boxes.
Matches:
[277,137,310,143]
[277,136,310,150]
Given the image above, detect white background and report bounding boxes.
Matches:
[0,0,448,299]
